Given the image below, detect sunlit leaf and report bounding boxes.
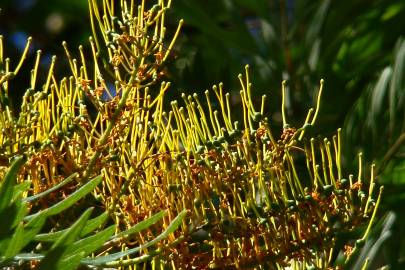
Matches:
[113,210,167,239]
[369,67,392,122]
[389,39,405,134]
[25,175,102,221]
[67,225,115,258]
[82,209,186,266]
[23,173,78,203]
[37,208,93,270]
[0,156,25,213]
[34,211,109,242]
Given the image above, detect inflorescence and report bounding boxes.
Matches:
[0,0,382,269]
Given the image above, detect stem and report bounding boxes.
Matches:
[377,132,405,175]
[104,236,185,267]
[81,76,138,182]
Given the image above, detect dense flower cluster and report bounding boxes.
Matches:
[0,0,381,269]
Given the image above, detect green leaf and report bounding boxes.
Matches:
[134,209,186,250]
[11,222,113,266]
[37,208,93,270]
[382,3,405,21]
[0,200,28,248]
[25,175,102,221]
[52,208,93,249]
[23,173,78,203]
[12,181,31,201]
[14,253,44,261]
[68,225,115,258]
[82,209,186,266]
[389,39,405,133]
[2,222,24,260]
[305,0,331,46]
[368,67,392,127]
[10,199,28,230]
[0,204,19,247]
[79,211,109,235]
[21,214,47,247]
[0,156,25,213]
[113,210,166,239]
[35,211,109,242]
[1,210,45,260]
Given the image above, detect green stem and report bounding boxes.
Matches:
[377,132,405,175]
[81,76,137,182]
[104,236,185,267]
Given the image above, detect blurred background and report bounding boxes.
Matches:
[1,0,405,268]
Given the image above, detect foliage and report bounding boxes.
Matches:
[0,0,388,269]
[0,157,185,269]
[166,0,405,268]
[343,38,405,269]
[168,0,405,132]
